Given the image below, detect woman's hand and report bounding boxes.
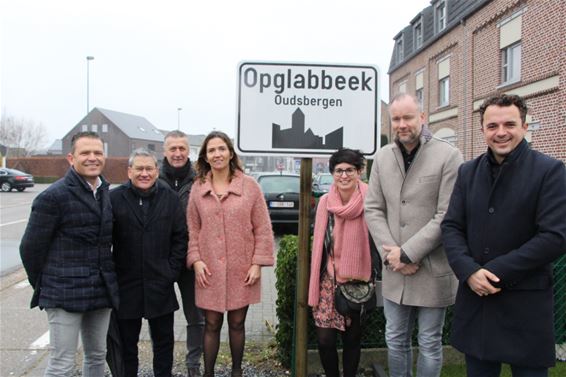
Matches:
[244,264,261,286]
[193,261,211,288]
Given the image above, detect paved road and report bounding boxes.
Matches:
[0,184,48,275]
[0,184,282,376]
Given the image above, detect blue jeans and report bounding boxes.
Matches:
[465,354,548,377]
[383,298,446,377]
[45,307,112,377]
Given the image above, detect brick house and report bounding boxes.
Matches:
[62,108,164,157]
[388,0,565,162]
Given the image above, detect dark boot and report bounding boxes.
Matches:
[202,372,214,377]
[231,369,243,377]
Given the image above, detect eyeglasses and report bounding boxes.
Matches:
[133,166,156,173]
[333,168,357,177]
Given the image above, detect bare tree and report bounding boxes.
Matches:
[0,113,48,157]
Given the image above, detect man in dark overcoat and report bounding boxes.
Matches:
[110,148,187,377]
[20,131,119,376]
[158,130,203,377]
[441,94,566,376]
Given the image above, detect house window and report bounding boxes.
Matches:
[102,124,108,133]
[416,88,424,109]
[439,77,450,107]
[501,43,521,84]
[395,37,404,63]
[414,19,423,49]
[91,124,98,132]
[147,144,155,151]
[81,124,88,131]
[435,1,446,32]
[398,81,407,94]
[437,57,450,107]
[103,142,108,156]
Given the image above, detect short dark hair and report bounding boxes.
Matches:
[195,131,242,182]
[328,148,365,173]
[479,94,528,126]
[70,131,102,154]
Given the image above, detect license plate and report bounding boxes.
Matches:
[270,201,294,208]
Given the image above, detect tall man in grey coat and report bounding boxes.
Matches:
[20,131,119,377]
[441,94,566,376]
[365,93,462,377]
[158,130,204,377]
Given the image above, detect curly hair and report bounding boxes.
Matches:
[479,94,528,126]
[195,131,242,182]
[328,148,365,173]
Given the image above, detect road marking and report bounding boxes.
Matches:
[15,280,30,289]
[0,219,27,227]
[30,331,50,349]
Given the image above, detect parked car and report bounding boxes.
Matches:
[0,168,35,192]
[256,173,314,225]
[312,172,333,198]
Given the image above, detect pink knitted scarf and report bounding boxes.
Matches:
[308,182,371,307]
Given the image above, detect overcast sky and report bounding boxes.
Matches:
[1,0,429,147]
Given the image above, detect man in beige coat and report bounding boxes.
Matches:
[365,93,462,377]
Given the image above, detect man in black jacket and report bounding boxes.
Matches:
[20,131,119,376]
[111,148,187,377]
[441,94,566,376]
[159,130,203,377]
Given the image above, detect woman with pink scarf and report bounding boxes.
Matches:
[308,148,372,377]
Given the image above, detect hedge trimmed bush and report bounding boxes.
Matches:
[274,234,453,368]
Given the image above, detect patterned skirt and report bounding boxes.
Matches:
[312,272,352,331]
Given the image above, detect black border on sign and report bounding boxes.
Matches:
[236,61,380,157]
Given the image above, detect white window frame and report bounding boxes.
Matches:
[435,1,446,33]
[416,88,424,110]
[102,123,108,133]
[396,36,404,62]
[439,76,450,107]
[81,124,88,132]
[413,18,423,49]
[501,42,521,85]
[91,124,98,132]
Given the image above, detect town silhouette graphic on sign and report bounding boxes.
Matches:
[272,108,343,149]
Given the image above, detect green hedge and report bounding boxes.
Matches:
[275,235,564,368]
[33,176,59,184]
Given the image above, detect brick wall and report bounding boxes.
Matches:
[7,157,129,184]
[389,0,565,162]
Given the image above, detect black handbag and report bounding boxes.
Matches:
[324,213,379,317]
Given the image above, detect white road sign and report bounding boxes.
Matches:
[236,62,380,157]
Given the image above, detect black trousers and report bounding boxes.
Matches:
[118,312,175,377]
[465,354,548,377]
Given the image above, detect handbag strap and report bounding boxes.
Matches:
[324,212,338,288]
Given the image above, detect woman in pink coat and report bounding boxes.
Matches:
[187,131,274,377]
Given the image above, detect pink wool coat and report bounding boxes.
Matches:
[187,171,274,312]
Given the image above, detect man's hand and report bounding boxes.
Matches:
[398,263,420,276]
[383,245,406,271]
[467,268,501,296]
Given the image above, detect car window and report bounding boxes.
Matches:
[319,175,333,185]
[6,169,26,175]
[258,176,299,193]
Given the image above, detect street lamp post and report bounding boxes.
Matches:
[177,107,182,130]
[86,56,94,114]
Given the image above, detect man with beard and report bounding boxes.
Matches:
[365,93,462,377]
[159,130,204,377]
